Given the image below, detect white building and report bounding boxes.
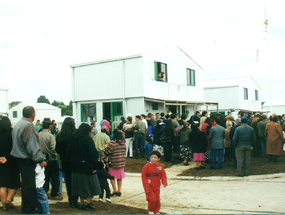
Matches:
[262,101,285,115]
[0,89,9,116]
[71,45,218,130]
[9,103,62,127]
[203,76,262,115]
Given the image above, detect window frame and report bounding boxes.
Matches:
[81,103,97,122]
[152,102,158,110]
[186,68,196,86]
[13,111,17,118]
[244,88,248,100]
[154,61,168,82]
[255,90,259,101]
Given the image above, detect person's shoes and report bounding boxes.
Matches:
[106,198,111,203]
[110,192,117,197]
[183,163,189,166]
[2,204,8,211]
[51,195,63,200]
[4,200,15,209]
[196,166,201,170]
[98,198,103,202]
[78,204,87,210]
[217,166,223,169]
[116,192,121,196]
[245,174,249,177]
[85,202,95,209]
[210,166,216,169]
[129,157,133,159]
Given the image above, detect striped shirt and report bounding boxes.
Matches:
[104,140,126,169]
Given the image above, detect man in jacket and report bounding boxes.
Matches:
[94,126,110,161]
[233,116,256,177]
[39,118,63,200]
[229,118,242,168]
[257,114,269,158]
[251,113,261,157]
[209,118,225,169]
[11,106,47,214]
[133,115,146,158]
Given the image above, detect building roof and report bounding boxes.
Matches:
[10,102,61,110]
[70,45,203,70]
[204,76,261,89]
[263,100,285,107]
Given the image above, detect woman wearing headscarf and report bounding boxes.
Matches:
[67,123,101,210]
[0,116,20,211]
[104,129,126,197]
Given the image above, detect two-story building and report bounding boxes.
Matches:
[0,89,9,116]
[203,76,263,115]
[71,45,218,130]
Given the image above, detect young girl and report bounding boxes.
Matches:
[189,116,208,170]
[97,162,114,203]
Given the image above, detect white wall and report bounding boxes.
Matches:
[142,46,204,101]
[238,78,261,110]
[262,105,285,115]
[72,57,143,102]
[204,86,239,110]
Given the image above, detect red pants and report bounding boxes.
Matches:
[145,189,160,213]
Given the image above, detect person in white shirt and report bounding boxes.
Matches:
[35,164,50,214]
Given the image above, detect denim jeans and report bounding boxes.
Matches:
[134,133,145,157]
[211,149,223,168]
[36,187,50,214]
[260,139,266,158]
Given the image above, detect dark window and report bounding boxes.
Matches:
[154,61,168,82]
[81,103,96,122]
[244,88,248,100]
[255,90,259,101]
[13,111,17,118]
[186,68,195,86]
[152,102,158,110]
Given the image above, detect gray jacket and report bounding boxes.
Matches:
[233,124,256,147]
[209,124,225,149]
[39,130,57,160]
[11,118,45,163]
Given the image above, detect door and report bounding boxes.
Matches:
[103,101,123,134]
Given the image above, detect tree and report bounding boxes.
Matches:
[9,101,22,109]
[37,95,50,104]
[52,100,65,107]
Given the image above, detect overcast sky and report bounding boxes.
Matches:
[0,0,284,105]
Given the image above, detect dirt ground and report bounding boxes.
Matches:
[2,152,284,214]
[125,152,285,177]
[0,201,149,214]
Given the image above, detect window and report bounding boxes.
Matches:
[13,111,17,118]
[152,102,158,110]
[186,68,195,86]
[154,61,168,82]
[81,103,96,122]
[255,90,259,101]
[244,88,248,100]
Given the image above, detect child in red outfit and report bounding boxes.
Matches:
[141,151,167,214]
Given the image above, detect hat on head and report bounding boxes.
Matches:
[235,118,241,123]
[226,115,234,120]
[42,118,52,124]
[261,114,267,119]
[241,116,248,120]
[121,116,125,120]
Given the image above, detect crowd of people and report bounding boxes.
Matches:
[0,105,284,214]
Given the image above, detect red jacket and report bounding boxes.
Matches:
[141,163,167,193]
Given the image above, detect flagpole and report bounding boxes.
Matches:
[268,31,272,114]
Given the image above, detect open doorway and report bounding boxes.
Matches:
[103,103,111,122]
[168,106,177,115]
